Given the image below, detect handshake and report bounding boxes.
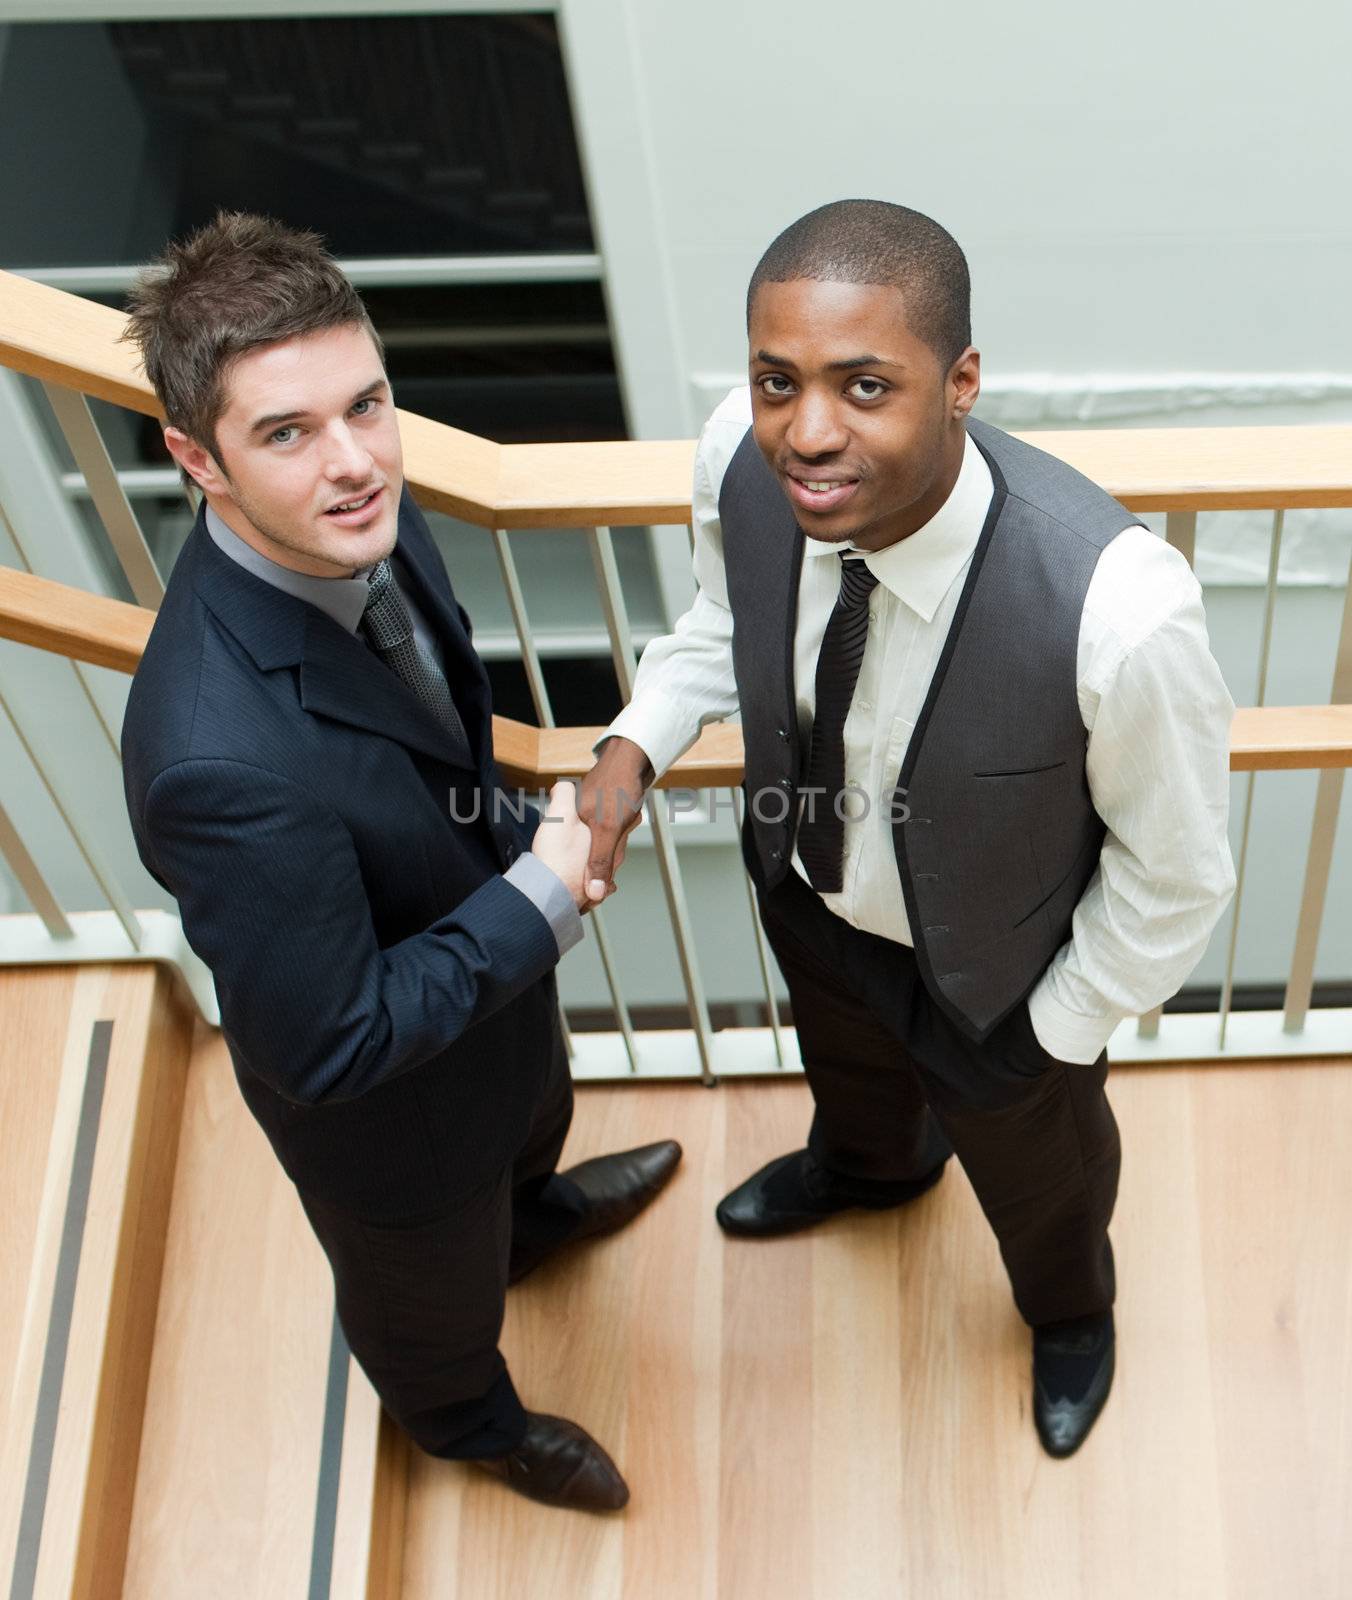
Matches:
[529,737,655,911]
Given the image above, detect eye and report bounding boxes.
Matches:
[847,377,888,400]
[351,396,379,417]
[756,373,796,398]
[270,425,300,445]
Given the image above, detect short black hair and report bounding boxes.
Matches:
[747,199,971,368]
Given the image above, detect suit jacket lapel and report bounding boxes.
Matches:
[298,616,477,771]
[190,510,477,772]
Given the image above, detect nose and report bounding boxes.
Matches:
[785,389,848,460]
[323,421,374,484]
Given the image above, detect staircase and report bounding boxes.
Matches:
[107,16,593,257]
[120,1027,405,1600]
[1,969,404,1600]
[1,965,191,1600]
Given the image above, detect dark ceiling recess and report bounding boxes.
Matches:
[97,13,626,445]
[109,14,594,256]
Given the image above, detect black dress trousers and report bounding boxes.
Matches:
[298,1002,589,1459]
[755,861,1121,1328]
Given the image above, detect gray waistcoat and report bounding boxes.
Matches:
[720,416,1137,1042]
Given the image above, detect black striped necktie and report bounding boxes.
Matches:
[796,555,880,893]
[360,559,467,745]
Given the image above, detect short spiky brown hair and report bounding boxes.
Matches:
[123,211,383,462]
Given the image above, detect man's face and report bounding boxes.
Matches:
[748,279,979,551]
[167,322,403,577]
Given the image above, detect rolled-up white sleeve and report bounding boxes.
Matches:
[601,389,749,778]
[1027,541,1237,1063]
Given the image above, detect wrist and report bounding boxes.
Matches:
[595,735,654,791]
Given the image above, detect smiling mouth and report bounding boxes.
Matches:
[325,488,381,517]
[784,474,861,513]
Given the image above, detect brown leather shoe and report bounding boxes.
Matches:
[510,1139,682,1283]
[471,1412,629,1512]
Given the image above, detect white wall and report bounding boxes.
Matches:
[603,0,1352,395]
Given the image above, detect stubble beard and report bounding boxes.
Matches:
[223,478,397,577]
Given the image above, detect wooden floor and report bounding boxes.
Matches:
[11,989,1349,1599]
[402,1064,1352,1600]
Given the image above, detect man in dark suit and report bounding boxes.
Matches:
[581,201,1235,1459]
[120,212,680,1513]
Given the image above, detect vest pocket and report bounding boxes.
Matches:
[973,760,1067,779]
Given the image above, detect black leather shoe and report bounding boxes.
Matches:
[1033,1311,1115,1458]
[715,1148,947,1238]
[471,1412,629,1512]
[509,1140,682,1284]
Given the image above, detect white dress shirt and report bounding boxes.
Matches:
[607,386,1236,1063]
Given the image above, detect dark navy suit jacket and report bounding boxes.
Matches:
[123,491,562,1223]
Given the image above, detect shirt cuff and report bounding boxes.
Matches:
[503,853,584,958]
[600,689,703,780]
[1026,979,1121,1065]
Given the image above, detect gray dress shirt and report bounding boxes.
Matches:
[205,506,581,956]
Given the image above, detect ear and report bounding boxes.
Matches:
[948,346,981,423]
[163,426,228,495]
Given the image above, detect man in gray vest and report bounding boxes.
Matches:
[580,200,1236,1458]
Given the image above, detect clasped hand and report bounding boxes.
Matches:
[530,739,652,911]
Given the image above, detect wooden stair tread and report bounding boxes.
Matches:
[121,1027,403,1600]
[0,965,191,1600]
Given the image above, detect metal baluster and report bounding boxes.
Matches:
[41,383,164,608]
[1217,512,1284,1047]
[2,488,125,764]
[0,688,142,948]
[491,528,640,1073]
[69,660,123,763]
[0,797,72,939]
[1164,509,1197,567]
[588,525,717,1083]
[1284,537,1352,1032]
[1138,511,1202,1040]
[731,786,786,1066]
[492,528,555,731]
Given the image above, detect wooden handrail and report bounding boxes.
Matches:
[5,269,1352,526]
[4,567,1350,781]
[0,564,152,674]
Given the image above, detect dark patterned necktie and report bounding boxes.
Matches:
[360,559,467,744]
[796,555,880,893]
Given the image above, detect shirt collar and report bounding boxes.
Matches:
[205,505,372,635]
[802,432,994,623]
